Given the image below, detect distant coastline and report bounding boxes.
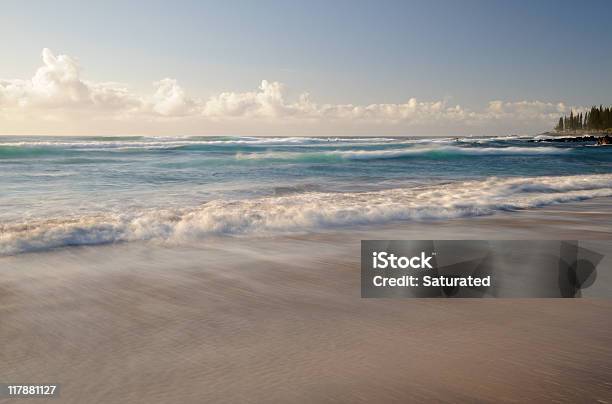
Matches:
[540,129,612,136]
[533,131,612,145]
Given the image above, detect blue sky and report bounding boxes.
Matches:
[1,0,610,135]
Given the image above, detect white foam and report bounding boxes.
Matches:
[2,174,611,255]
[336,145,567,158]
[0,136,397,149]
[236,145,569,161]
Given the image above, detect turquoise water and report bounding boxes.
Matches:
[1,135,611,254]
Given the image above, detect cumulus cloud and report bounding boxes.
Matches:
[0,48,140,112]
[313,98,466,123]
[201,81,468,124]
[203,80,294,118]
[485,100,569,121]
[0,48,581,134]
[149,78,197,116]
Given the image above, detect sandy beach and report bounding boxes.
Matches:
[2,199,612,403]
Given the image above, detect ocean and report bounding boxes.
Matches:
[1,135,611,255]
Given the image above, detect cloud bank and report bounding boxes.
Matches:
[0,48,578,135]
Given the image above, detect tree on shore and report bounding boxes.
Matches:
[555,105,612,132]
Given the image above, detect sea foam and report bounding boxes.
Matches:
[2,174,611,255]
[235,145,569,162]
[0,136,396,150]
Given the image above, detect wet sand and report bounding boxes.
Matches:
[1,199,612,403]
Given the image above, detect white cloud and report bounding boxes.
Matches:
[201,81,469,124]
[485,100,570,121]
[0,48,140,112]
[0,48,582,135]
[149,78,196,116]
[203,80,295,118]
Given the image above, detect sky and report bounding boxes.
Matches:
[0,0,611,136]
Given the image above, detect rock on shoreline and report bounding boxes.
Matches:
[530,133,612,145]
[597,135,612,145]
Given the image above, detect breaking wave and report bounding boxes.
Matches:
[236,145,569,162]
[0,136,397,150]
[2,174,611,255]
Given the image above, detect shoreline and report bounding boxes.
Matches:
[2,198,612,403]
[539,130,611,136]
[534,132,612,145]
[3,173,612,257]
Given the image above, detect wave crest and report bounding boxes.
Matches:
[236,145,569,162]
[2,174,611,255]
